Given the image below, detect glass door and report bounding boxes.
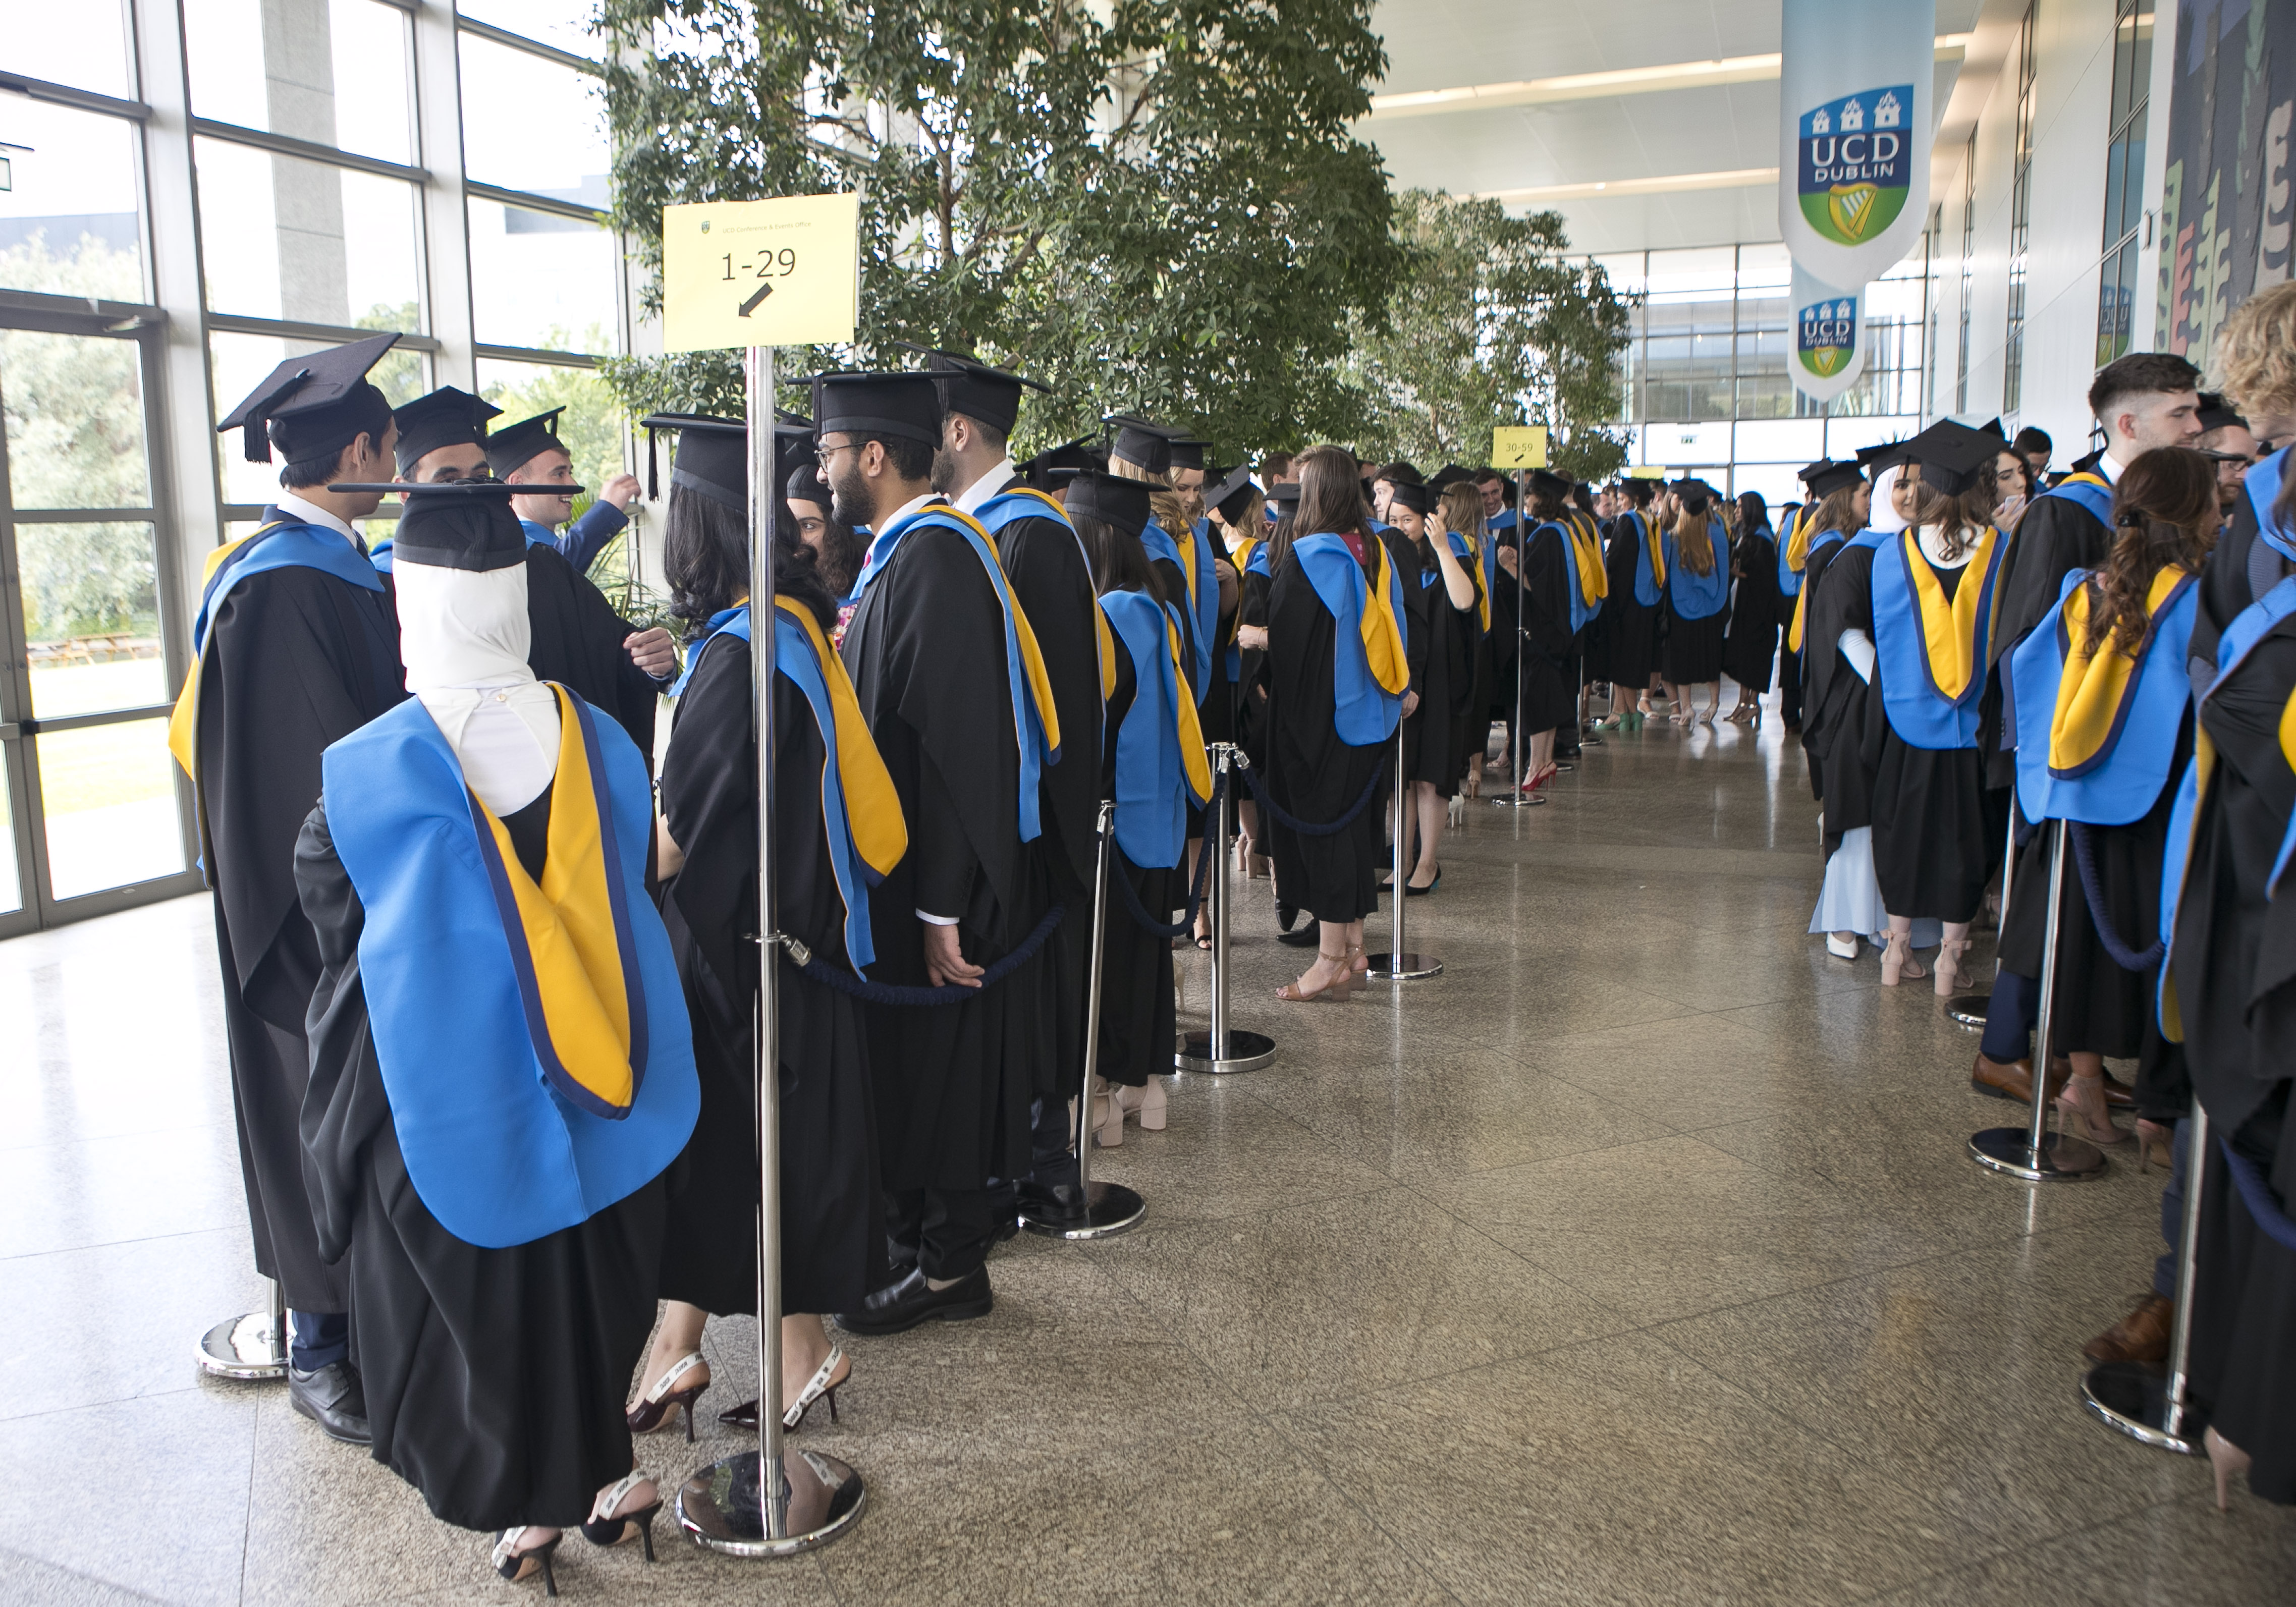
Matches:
[0,308,199,934]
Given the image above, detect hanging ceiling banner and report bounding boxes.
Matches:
[1779,0,1935,286]
[1789,262,1868,405]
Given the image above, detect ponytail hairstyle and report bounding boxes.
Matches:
[2089,447,2218,658]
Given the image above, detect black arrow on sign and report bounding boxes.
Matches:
[738,282,774,317]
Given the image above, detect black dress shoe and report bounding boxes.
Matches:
[1276,900,1299,932]
[1016,1179,1090,1228]
[835,1264,993,1336]
[289,1361,371,1445]
[1277,925,1320,947]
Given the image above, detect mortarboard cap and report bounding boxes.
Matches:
[1427,464,1472,494]
[1106,416,1174,477]
[1527,467,1571,502]
[392,386,502,477]
[483,408,569,479]
[1205,463,1259,523]
[1021,434,1104,490]
[217,331,401,466]
[1798,459,1866,500]
[321,479,539,573]
[1375,460,1424,486]
[1064,470,1153,540]
[1387,480,1433,516]
[1897,419,2002,496]
[899,343,1051,437]
[809,371,943,446]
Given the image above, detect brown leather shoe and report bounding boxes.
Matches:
[1970,1052,2072,1104]
[2100,1073,2137,1110]
[2084,1293,2173,1366]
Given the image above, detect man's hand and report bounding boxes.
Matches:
[1497,545,1519,578]
[1236,623,1269,651]
[599,472,643,511]
[1401,689,1420,718]
[626,627,677,679]
[923,922,983,988]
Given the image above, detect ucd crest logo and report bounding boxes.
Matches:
[1797,297,1858,378]
[1798,86,1911,245]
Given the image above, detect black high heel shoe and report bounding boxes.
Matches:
[493,1529,563,1595]
[579,1471,662,1561]
[625,1351,707,1443]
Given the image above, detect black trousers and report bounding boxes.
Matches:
[1778,642,1802,725]
[886,1187,998,1281]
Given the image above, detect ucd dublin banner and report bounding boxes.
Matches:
[1779,0,1935,286]
[1789,263,1868,405]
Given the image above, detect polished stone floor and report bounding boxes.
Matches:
[6,706,2293,1605]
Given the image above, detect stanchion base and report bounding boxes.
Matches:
[2081,1361,2204,1454]
[1945,992,1989,1030]
[1020,1180,1144,1241]
[1968,1127,2108,1180]
[676,1449,865,1557]
[1175,1029,1275,1074]
[1364,952,1442,981]
[195,1310,287,1379]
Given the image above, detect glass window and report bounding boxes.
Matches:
[183,0,415,167]
[476,356,625,497]
[0,329,150,511]
[0,749,18,916]
[1644,247,1736,297]
[208,330,428,507]
[0,99,145,302]
[193,137,424,330]
[6,0,134,99]
[37,719,186,900]
[457,2,607,61]
[467,201,619,353]
[1734,243,1791,291]
[457,31,609,198]
[19,523,167,718]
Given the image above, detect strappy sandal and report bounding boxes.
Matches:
[493,1529,563,1595]
[579,1470,662,1561]
[625,1351,708,1442]
[1277,950,1350,1003]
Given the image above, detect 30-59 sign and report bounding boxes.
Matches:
[662,193,860,352]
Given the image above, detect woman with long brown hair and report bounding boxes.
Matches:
[1261,445,1412,1000]
[1658,479,1731,724]
[1991,448,2213,1145]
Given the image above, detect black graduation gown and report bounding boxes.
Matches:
[1861,555,1991,921]
[1486,524,1522,725]
[839,508,1046,1194]
[1264,541,1386,925]
[296,798,665,1533]
[1236,566,1273,769]
[1660,548,1730,686]
[1722,529,1781,692]
[1506,524,1576,735]
[2177,619,2296,1504]
[654,629,884,1318]
[1095,640,1183,1087]
[195,557,404,1313]
[1397,535,1479,793]
[1199,543,1240,749]
[1801,539,1877,836]
[991,506,1103,1105]
[2193,488,2296,683]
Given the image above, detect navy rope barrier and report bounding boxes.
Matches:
[2067,820,2167,971]
[1113,770,1224,937]
[782,902,1066,1007]
[1233,755,1385,838]
[2219,1133,2296,1253]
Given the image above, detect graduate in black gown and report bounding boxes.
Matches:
[1561,483,1608,751]
[1063,472,1210,1140]
[1500,469,1577,792]
[1479,468,1524,772]
[1387,478,1480,889]
[169,333,408,1444]
[627,416,897,1441]
[1235,482,1289,879]
[376,387,676,755]
[921,347,1111,1209]
[1207,468,1270,863]
[1264,445,1411,998]
[1658,480,1731,724]
[295,479,700,1589]
[2163,425,2296,1507]
[824,371,1060,1333]
[1722,492,1781,722]
[1851,423,2011,992]
[1433,479,1494,792]
[1596,478,1661,728]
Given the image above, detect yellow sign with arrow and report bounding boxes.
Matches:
[661,192,862,352]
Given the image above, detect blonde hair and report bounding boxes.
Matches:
[2215,281,2296,421]
[1111,454,1192,538]
[1438,483,1484,543]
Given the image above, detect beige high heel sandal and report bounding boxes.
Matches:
[1879,930,1929,985]
[1932,937,1973,996]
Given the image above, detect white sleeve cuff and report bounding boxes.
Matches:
[915,910,960,926]
[1840,629,1876,684]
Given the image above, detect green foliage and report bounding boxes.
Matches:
[354,302,432,407]
[595,0,1402,458]
[478,328,627,500]
[1342,191,1631,481]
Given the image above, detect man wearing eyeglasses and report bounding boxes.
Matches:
[2195,392,2262,527]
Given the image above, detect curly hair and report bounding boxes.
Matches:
[2213,280,2296,424]
[2087,447,2218,659]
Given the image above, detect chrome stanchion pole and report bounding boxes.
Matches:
[1494,506,1542,809]
[1180,745,1274,1073]
[1367,722,1440,980]
[1028,801,1145,1238]
[1970,817,2105,1180]
[2083,1097,2208,1452]
[679,344,864,1558]
[1947,801,2018,1030]
[195,1275,288,1379]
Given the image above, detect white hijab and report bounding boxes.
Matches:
[394,559,560,816]
[1868,465,1908,535]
